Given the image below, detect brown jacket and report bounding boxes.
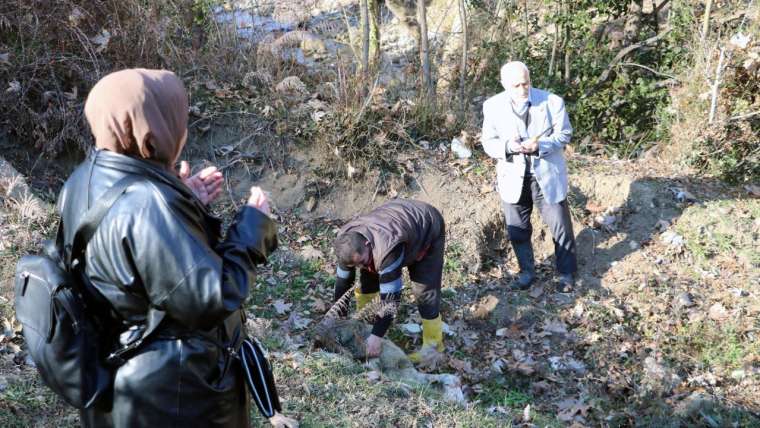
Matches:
[339,199,444,271]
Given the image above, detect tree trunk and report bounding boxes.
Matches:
[360,0,369,73]
[418,0,433,101]
[548,1,560,83]
[368,0,381,68]
[701,0,714,44]
[459,0,468,113]
[563,1,571,85]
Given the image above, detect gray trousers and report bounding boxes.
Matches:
[502,174,577,275]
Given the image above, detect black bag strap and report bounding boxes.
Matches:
[61,172,169,365]
[66,174,141,268]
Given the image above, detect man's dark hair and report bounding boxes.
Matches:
[334,232,366,266]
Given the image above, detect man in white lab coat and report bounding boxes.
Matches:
[480,61,577,292]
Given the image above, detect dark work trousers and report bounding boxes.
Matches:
[502,172,577,275]
[358,231,445,320]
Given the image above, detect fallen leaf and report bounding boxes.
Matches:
[288,312,310,330]
[556,398,590,422]
[272,299,292,315]
[512,358,536,376]
[542,319,568,335]
[531,380,551,395]
[300,245,323,261]
[585,201,604,213]
[310,297,329,313]
[275,76,307,94]
[448,357,475,375]
[529,285,544,299]
[471,295,499,319]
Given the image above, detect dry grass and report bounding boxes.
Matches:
[666,4,760,183]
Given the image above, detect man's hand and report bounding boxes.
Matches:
[365,334,383,358]
[247,186,271,215]
[179,161,223,205]
[269,411,299,428]
[507,136,523,154]
[520,136,539,153]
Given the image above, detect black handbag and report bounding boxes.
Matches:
[14,174,140,409]
[240,337,282,418]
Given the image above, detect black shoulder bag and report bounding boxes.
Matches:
[14,174,142,409]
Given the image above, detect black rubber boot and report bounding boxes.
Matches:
[509,241,535,291]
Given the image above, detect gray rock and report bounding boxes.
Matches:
[674,292,695,309]
[673,392,716,418]
[642,356,682,395]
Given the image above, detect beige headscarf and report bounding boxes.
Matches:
[84,68,189,167]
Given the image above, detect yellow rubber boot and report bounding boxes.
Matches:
[354,289,379,311]
[408,315,444,363]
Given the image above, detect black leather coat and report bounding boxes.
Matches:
[57,150,277,428]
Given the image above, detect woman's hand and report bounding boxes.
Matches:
[179,161,223,205]
[269,411,299,428]
[247,186,271,215]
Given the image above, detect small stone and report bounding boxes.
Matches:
[730,369,746,381]
[629,240,639,250]
[675,292,695,309]
[24,354,36,367]
[708,303,729,321]
[642,356,682,395]
[366,370,381,383]
[2,319,13,338]
[400,323,421,334]
[305,196,317,212]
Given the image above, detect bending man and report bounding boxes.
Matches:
[333,199,445,361]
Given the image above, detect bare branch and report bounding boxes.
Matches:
[709,48,725,124]
[616,62,679,80]
[585,28,673,96]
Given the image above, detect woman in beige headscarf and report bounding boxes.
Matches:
[55,69,296,427]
